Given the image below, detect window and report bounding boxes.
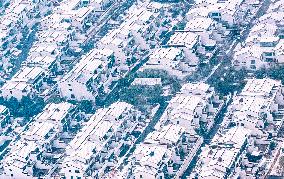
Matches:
[140,175,143,178]
[69,88,73,91]
[69,170,71,172]
[251,60,255,64]
[75,170,80,173]
[177,121,180,124]
[77,177,82,179]
[264,52,274,56]
[71,94,75,99]
[265,58,275,62]
[211,12,220,16]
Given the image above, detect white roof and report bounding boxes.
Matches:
[211,127,250,148]
[35,102,74,123]
[168,32,199,49]
[0,105,8,114]
[4,140,37,168]
[26,55,57,69]
[234,45,264,59]
[157,93,205,127]
[199,127,250,178]
[62,102,133,173]
[1,81,30,91]
[131,78,162,86]
[133,144,171,169]
[148,48,182,63]
[185,17,214,32]
[181,82,210,94]
[145,124,185,145]
[11,66,44,83]
[241,78,280,96]
[61,48,113,83]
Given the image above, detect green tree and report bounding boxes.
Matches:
[6,97,19,114]
[269,141,277,151]
[78,100,93,113]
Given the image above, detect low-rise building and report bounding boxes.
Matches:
[109,124,202,179]
[233,0,284,70]
[224,78,284,130]
[0,67,46,100]
[2,102,76,178]
[131,78,162,86]
[167,31,200,66]
[156,82,221,132]
[60,102,146,178]
[58,48,115,101]
[191,127,250,179]
[140,48,190,79]
[186,0,244,26]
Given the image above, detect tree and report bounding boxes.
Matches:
[78,100,93,114]
[6,97,19,114]
[269,141,277,151]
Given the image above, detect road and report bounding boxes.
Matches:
[204,0,272,83]
[181,0,273,177]
[44,0,137,102]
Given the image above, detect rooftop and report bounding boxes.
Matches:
[167,32,199,49]
[144,124,185,145]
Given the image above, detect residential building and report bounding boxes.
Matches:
[225,78,284,130]
[2,102,76,178]
[233,1,284,70]
[58,48,115,101]
[167,31,200,66]
[60,102,146,178]
[192,127,250,179]
[131,78,162,86]
[0,67,45,100]
[140,48,188,79]
[186,0,244,26]
[156,82,221,132]
[184,17,217,61]
[0,0,52,78]
[108,121,204,179]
